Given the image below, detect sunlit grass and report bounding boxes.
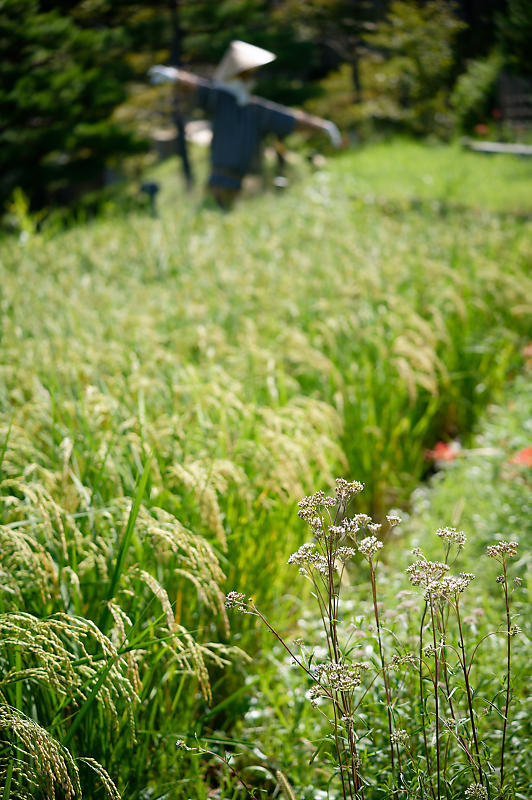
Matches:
[0,139,530,797]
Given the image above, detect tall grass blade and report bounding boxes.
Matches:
[99,458,151,633]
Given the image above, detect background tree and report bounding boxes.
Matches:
[359,0,466,136]
[497,0,532,74]
[0,0,147,210]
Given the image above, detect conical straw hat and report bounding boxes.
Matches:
[214,40,276,82]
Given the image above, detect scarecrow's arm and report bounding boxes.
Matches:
[250,94,342,147]
[148,65,207,91]
[291,109,342,147]
[149,66,342,146]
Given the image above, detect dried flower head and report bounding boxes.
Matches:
[367,522,382,535]
[352,513,372,527]
[335,478,364,502]
[358,536,383,558]
[487,541,518,560]
[406,559,449,588]
[225,592,248,612]
[336,546,357,563]
[288,543,329,575]
[431,572,475,599]
[315,660,369,692]
[386,514,402,527]
[390,729,409,746]
[389,653,417,670]
[436,527,466,549]
[175,739,194,751]
[465,784,488,799]
[297,490,335,526]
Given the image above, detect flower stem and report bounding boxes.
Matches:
[500,563,511,791]
[455,603,484,786]
[369,563,399,793]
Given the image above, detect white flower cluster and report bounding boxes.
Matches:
[386,514,402,527]
[288,543,329,576]
[390,729,409,746]
[465,783,488,799]
[352,513,372,526]
[406,559,449,588]
[315,660,369,692]
[225,591,248,612]
[358,535,383,558]
[431,572,475,599]
[389,652,417,670]
[175,739,194,751]
[318,520,359,543]
[306,684,324,708]
[436,527,466,549]
[487,540,519,560]
[335,478,365,502]
[336,546,357,563]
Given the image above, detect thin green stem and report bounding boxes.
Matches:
[455,602,484,786]
[369,562,398,793]
[429,597,441,800]
[419,603,436,800]
[500,563,511,791]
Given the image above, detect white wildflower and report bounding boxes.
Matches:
[336,547,357,563]
[465,784,488,799]
[358,536,383,558]
[335,478,365,502]
[352,513,372,527]
[367,522,382,534]
[386,514,402,527]
[315,660,369,692]
[390,729,409,746]
[436,527,466,549]
[406,559,449,588]
[225,591,248,612]
[487,541,518,560]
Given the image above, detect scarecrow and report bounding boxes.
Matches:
[149,40,342,207]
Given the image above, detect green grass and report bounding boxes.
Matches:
[232,372,531,799]
[333,139,532,215]
[0,139,530,797]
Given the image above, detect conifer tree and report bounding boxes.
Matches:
[0,0,146,210]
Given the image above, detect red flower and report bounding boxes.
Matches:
[510,446,532,467]
[426,441,459,461]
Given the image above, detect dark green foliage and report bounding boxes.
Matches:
[450,49,503,132]
[497,0,532,73]
[360,0,466,136]
[0,0,147,210]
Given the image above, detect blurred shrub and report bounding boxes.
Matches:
[450,50,503,134]
[358,0,465,138]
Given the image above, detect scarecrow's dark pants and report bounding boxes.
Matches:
[207,171,241,210]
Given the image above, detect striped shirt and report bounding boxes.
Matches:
[197,82,296,183]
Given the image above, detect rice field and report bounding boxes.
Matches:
[0,140,530,798]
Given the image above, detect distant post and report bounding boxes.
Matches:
[170,0,193,190]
